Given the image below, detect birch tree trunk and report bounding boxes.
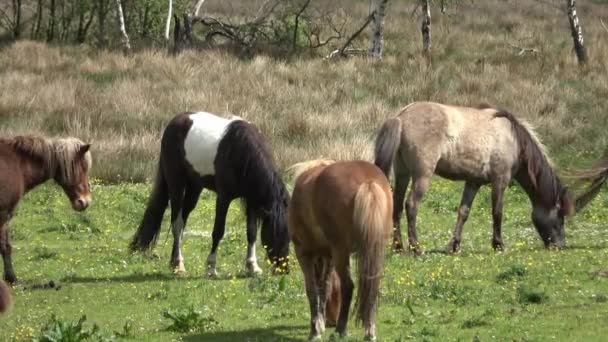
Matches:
[164,0,172,40]
[114,0,131,52]
[566,0,588,65]
[368,0,389,58]
[421,0,431,55]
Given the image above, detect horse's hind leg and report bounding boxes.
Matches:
[245,205,262,275]
[317,257,333,326]
[0,220,16,284]
[405,176,431,255]
[491,179,508,251]
[392,167,410,253]
[172,182,204,274]
[206,195,231,277]
[334,253,354,338]
[446,181,481,253]
[296,248,324,340]
[169,186,187,274]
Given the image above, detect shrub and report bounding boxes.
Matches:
[162,307,218,333]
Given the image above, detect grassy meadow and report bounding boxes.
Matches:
[1,0,608,340]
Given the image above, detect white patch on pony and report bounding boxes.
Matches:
[184,112,242,177]
[245,244,263,275]
[172,214,186,274]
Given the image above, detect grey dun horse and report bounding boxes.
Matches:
[374,102,574,254]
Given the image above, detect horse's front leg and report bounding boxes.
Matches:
[491,180,508,251]
[245,206,262,275]
[446,181,480,253]
[0,223,16,284]
[206,195,231,278]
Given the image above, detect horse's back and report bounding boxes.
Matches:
[396,102,519,181]
[312,161,390,249]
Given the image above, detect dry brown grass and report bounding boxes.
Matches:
[1,0,607,182]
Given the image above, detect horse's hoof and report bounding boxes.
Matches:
[205,268,218,278]
[407,245,424,257]
[245,262,263,276]
[171,261,186,274]
[4,275,17,286]
[492,240,505,252]
[446,239,460,254]
[364,334,377,341]
[308,334,322,341]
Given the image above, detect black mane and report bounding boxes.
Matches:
[217,120,290,254]
[494,110,564,207]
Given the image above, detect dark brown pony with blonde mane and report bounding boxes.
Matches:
[0,135,92,284]
[288,160,392,341]
[375,102,574,254]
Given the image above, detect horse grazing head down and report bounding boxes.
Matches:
[52,138,93,211]
[531,188,574,249]
[260,186,291,273]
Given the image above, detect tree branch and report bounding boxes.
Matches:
[327,9,375,59]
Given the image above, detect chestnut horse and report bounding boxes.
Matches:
[130,112,290,276]
[374,102,574,254]
[0,136,92,284]
[288,160,392,341]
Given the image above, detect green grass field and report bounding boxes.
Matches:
[1,1,608,340]
[0,178,606,341]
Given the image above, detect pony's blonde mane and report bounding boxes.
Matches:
[287,159,335,182]
[6,136,92,182]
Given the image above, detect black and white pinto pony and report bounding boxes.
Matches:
[130,112,290,276]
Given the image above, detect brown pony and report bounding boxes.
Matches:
[0,136,92,284]
[374,102,574,254]
[288,160,392,341]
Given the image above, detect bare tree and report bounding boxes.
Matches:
[0,0,23,39]
[369,0,389,58]
[75,0,96,43]
[421,0,431,55]
[566,0,587,65]
[114,0,131,52]
[97,0,109,48]
[47,0,57,41]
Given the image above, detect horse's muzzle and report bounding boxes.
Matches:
[72,196,91,211]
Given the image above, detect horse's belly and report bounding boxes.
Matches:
[435,158,491,183]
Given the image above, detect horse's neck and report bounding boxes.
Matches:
[514,166,554,208]
[18,152,53,191]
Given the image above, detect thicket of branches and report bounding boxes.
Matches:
[0,0,593,64]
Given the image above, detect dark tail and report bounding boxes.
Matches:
[130,165,169,251]
[0,280,11,313]
[374,117,402,178]
[573,157,608,212]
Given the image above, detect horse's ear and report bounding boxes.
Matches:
[79,144,91,155]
